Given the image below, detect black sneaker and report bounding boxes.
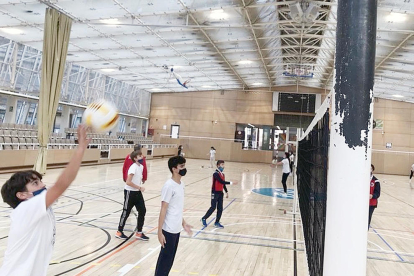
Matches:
[115,231,128,240]
[135,232,149,241]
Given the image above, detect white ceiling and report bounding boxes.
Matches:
[0,0,412,101]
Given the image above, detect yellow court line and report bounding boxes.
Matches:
[188,273,199,275]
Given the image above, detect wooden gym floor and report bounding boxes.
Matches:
[0,158,413,275]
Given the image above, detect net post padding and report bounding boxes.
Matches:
[297,95,330,276]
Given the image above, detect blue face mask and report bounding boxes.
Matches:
[32,187,47,196]
[138,159,144,164]
[218,167,224,172]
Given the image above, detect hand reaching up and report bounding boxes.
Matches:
[77,125,91,151]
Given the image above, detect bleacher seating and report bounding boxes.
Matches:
[116,132,155,145]
[0,123,155,151]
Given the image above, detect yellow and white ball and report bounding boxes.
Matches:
[83,99,119,132]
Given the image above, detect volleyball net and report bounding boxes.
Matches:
[296,97,330,276]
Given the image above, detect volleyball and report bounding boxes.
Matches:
[83,99,119,132]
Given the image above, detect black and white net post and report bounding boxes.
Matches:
[324,0,377,276]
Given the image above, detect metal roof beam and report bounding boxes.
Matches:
[177,0,249,89]
[242,0,271,88]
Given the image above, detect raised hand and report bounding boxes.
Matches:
[77,125,91,151]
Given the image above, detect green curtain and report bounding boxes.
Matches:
[34,8,72,174]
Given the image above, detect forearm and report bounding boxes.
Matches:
[126,181,141,190]
[373,186,380,199]
[214,174,231,185]
[158,207,167,232]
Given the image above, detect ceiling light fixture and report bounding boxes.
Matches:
[239,60,253,65]
[100,18,120,25]
[101,68,116,72]
[252,82,263,85]
[210,9,229,20]
[0,28,24,35]
[386,12,407,23]
[202,85,212,88]
[393,94,404,98]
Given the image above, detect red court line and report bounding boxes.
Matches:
[73,200,200,276]
[74,226,158,276]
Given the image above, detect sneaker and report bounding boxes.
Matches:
[135,232,149,241]
[115,231,128,240]
[201,218,207,227]
[214,222,224,229]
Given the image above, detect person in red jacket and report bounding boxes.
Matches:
[369,164,381,229]
[123,144,147,183]
[201,160,237,229]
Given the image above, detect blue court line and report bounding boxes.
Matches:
[194,198,236,238]
[372,227,404,262]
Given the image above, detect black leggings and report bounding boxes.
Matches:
[410,171,413,179]
[368,206,376,229]
[118,190,146,232]
[282,173,289,193]
[202,192,224,223]
[155,230,180,276]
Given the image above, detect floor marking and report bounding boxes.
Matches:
[74,226,158,276]
[117,247,158,276]
[372,228,404,262]
[368,240,385,250]
[194,198,236,237]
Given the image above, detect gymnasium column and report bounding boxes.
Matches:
[60,105,71,134]
[4,96,17,124]
[125,117,132,133]
[323,0,377,276]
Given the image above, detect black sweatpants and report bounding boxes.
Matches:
[202,192,224,223]
[282,173,289,193]
[155,230,180,276]
[368,205,376,229]
[118,190,146,232]
[410,170,413,179]
[290,161,294,173]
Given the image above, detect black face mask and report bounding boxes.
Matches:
[32,187,47,196]
[178,168,187,176]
